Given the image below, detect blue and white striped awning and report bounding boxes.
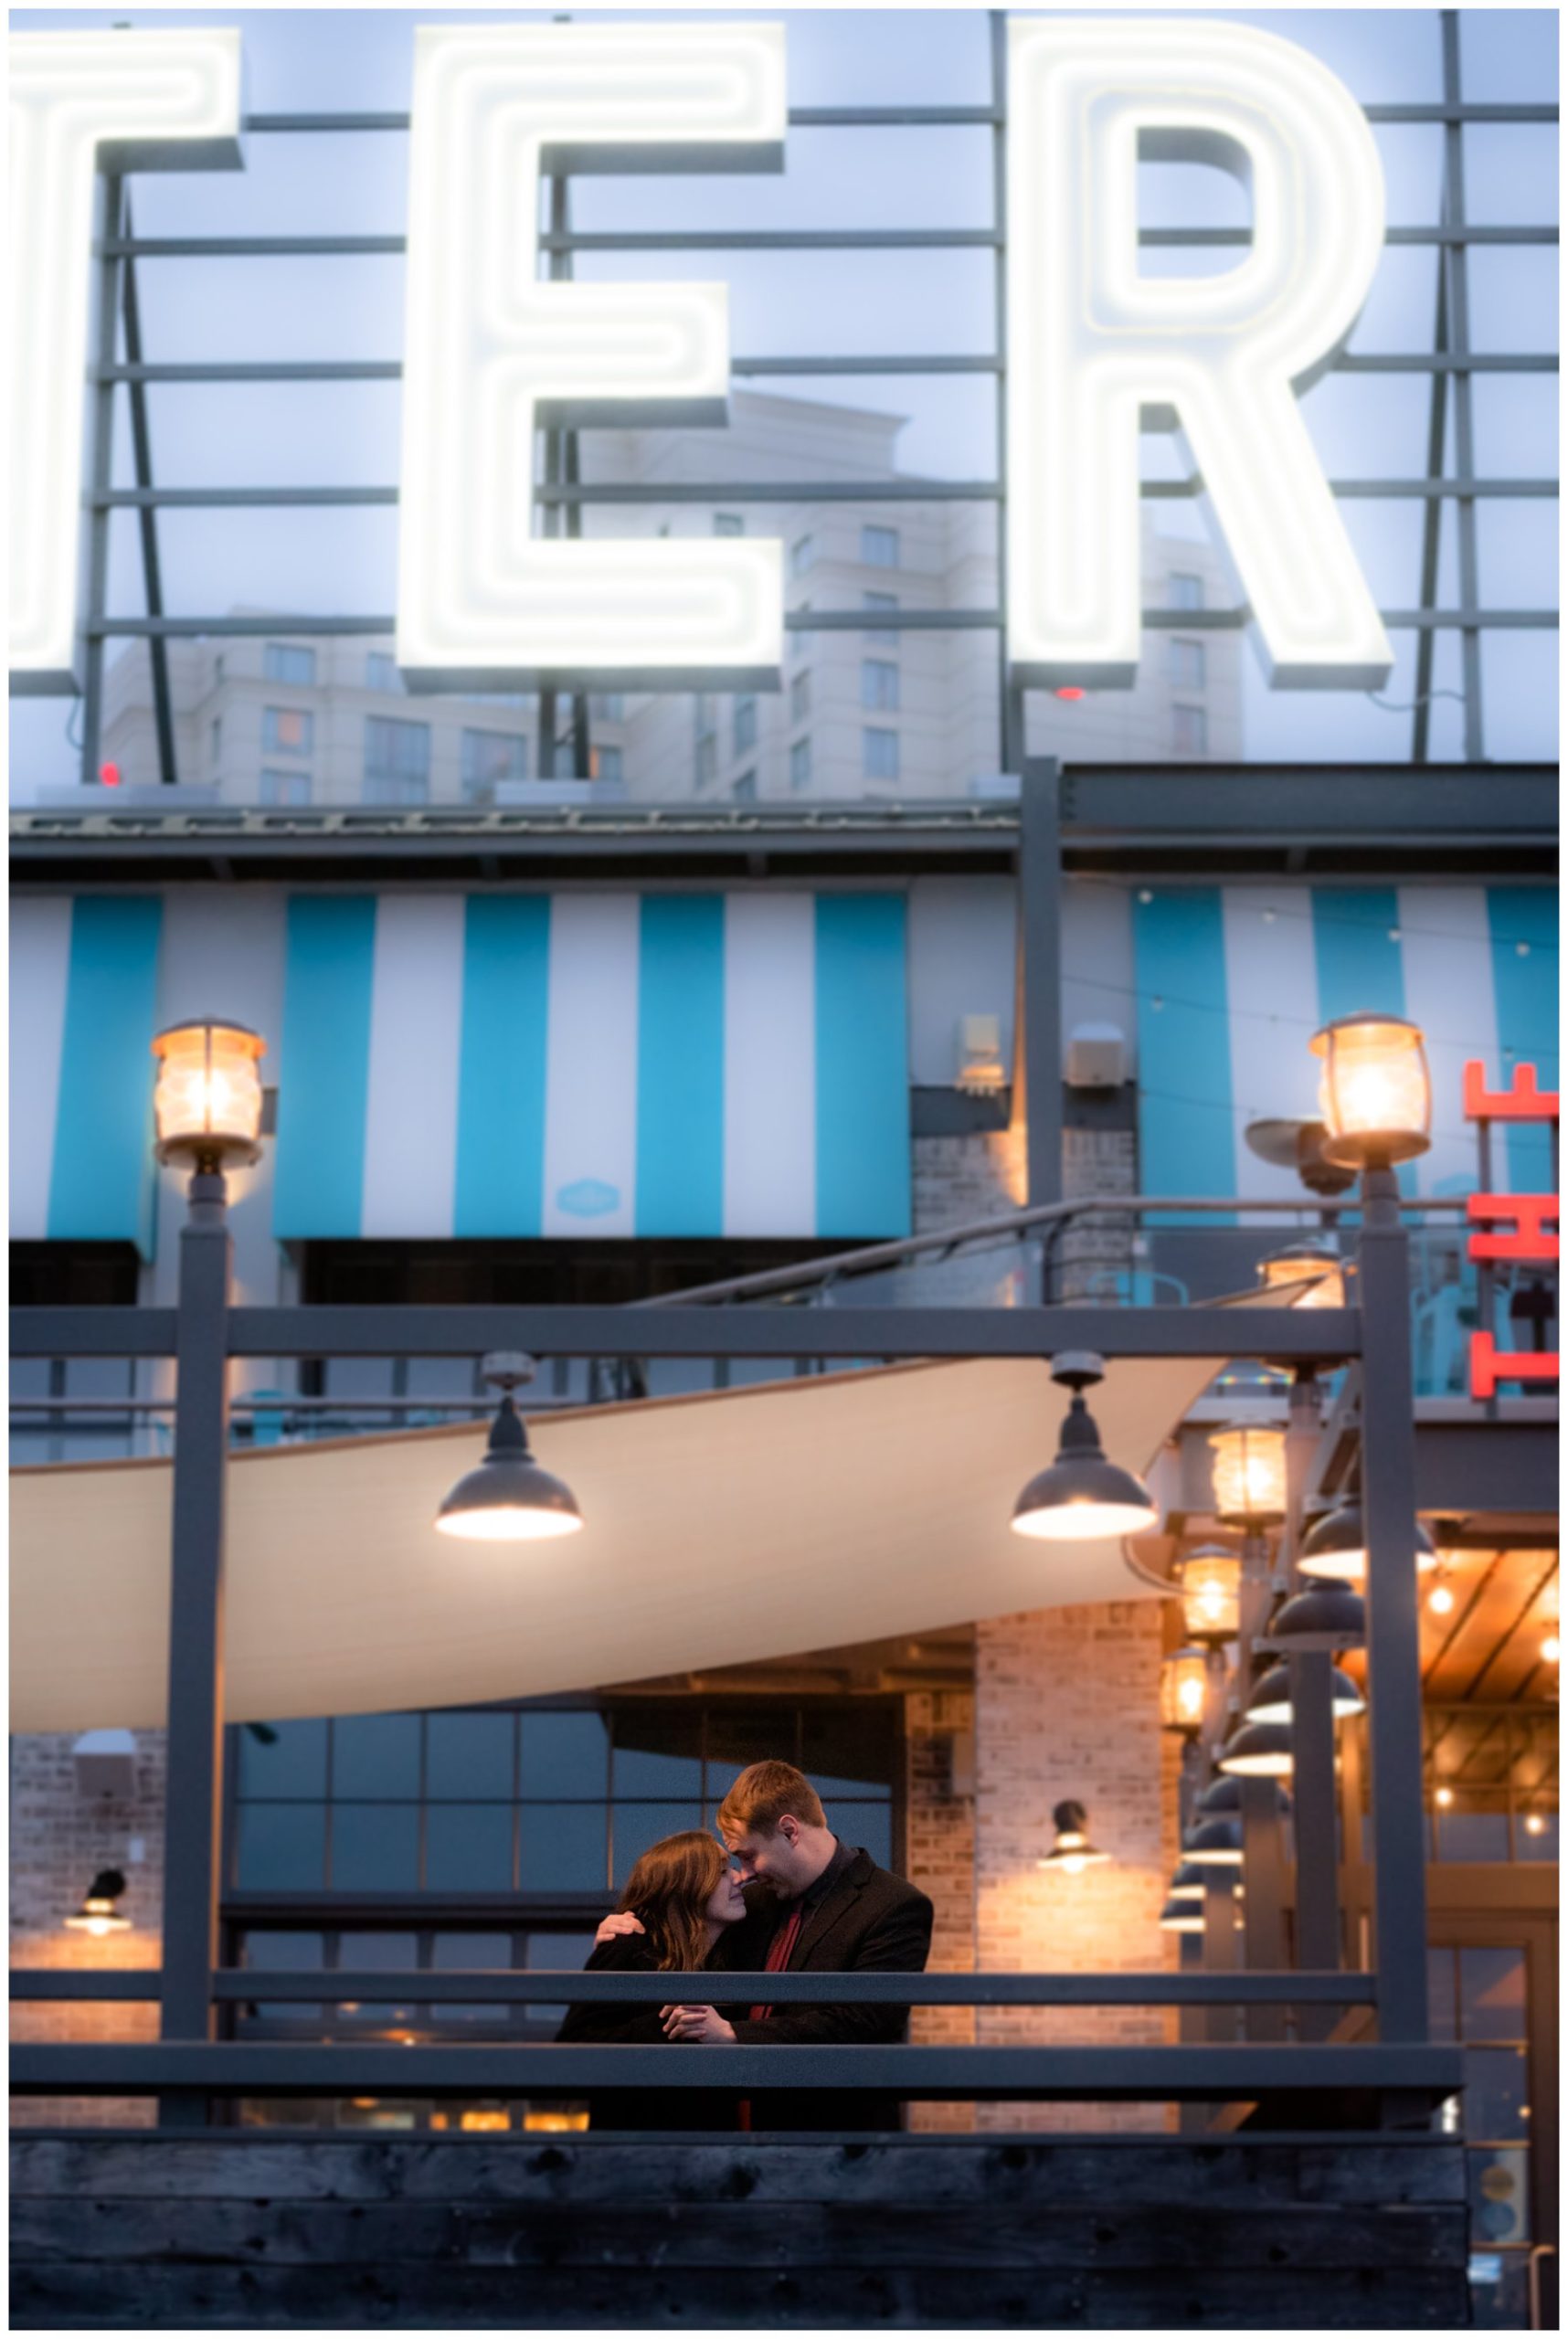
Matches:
[10,895,163,1253]
[273,891,912,1242]
[1131,884,1558,1206]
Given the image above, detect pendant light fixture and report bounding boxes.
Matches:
[1011,1354,1160,1541]
[1245,1662,1364,1725]
[1298,1501,1436,1582]
[434,1354,583,1543]
[1265,1579,1366,1654]
[1216,1719,1295,1778]
[1036,1798,1110,1875]
[1181,1817,1244,1866]
[64,1868,131,1937]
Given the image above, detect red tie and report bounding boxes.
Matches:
[750,1903,804,2024]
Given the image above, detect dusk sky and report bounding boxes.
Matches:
[9,5,1559,788]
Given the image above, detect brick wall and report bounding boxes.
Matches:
[972,1601,1181,2133]
[10,1730,166,2128]
[903,1688,976,2134]
[911,1127,1027,1235]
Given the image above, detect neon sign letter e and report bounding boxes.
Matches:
[1008,18,1393,691]
[397,24,786,693]
[9,31,243,693]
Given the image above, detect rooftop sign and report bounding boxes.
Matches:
[10,18,1394,699]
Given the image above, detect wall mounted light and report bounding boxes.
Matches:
[151,1019,266,1170]
[1173,1545,1242,1646]
[1012,1353,1159,1541]
[1209,1417,1287,1528]
[435,1353,583,1542]
[64,1868,131,1937]
[1309,1012,1432,1170]
[1298,1501,1436,1582]
[1036,1798,1110,1875]
[1160,1646,1211,1737]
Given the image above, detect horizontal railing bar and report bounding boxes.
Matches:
[230,103,1557,132]
[101,227,1557,259]
[89,477,1563,510]
[8,2041,1465,2100]
[79,609,1561,642]
[6,1971,1376,2006]
[9,1308,177,1360]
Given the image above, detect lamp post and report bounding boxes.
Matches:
[1310,1010,1433,2044]
[149,1018,265,2127]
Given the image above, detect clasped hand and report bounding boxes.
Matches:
[659,2002,736,2044]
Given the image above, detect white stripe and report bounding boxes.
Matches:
[542,894,641,1238]
[1221,887,1322,1222]
[360,895,465,1237]
[8,896,73,1239]
[725,892,816,1236]
[1397,886,1499,1196]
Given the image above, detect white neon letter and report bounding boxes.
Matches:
[397,23,786,693]
[1008,18,1393,690]
[8,31,243,693]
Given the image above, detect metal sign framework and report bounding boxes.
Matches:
[71,8,1558,785]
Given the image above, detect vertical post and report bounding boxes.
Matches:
[1238,1528,1287,2037]
[158,1168,233,2125]
[535,170,570,782]
[988,10,1023,778]
[79,175,123,788]
[1411,249,1449,765]
[1285,1373,1341,2036]
[1018,760,1063,1212]
[1440,11,1485,763]
[1356,1163,1431,2043]
[119,195,178,789]
[1202,1872,1240,2045]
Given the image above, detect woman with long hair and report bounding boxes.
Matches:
[556,1831,748,2130]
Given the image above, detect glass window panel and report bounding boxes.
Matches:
[863,589,898,646]
[800,1707,897,1796]
[236,1803,327,1889]
[1170,638,1205,692]
[612,1801,706,1889]
[432,1931,514,2023]
[733,697,758,754]
[519,1711,609,1797]
[828,1801,893,1869]
[1172,704,1208,756]
[239,1929,324,2020]
[861,524,899,569]
[861,659,899,712]
[334,1931,420,2023]
[261,706,313,754]
[1462,2045,1530,2139]
[706,1708,798,1779]
[863,726,900,779]
[330,1802,419,1890]
[596,745,623,785]
[789,672,810,725]
[519,1803,608,1892]
[611,1709,704,1796]
[1467,2146,1531,2248]
[425,1803,515,1891]
[790,534,814,577]
[527,1929,601,2027]
[260,769,312,807]
[1428,1947,1458,2042]
[237,1718,328,1799]
[334,1714,420,1799]
[461,729,526,794]
[263,644,315,686]
[732,771,757,803]
[1169,571,1204,610]
[1436,1805,1510,1862]
[789,737,811,790]
[427,1712,514,1800]
[1517,1809,1557,1861]
[1459,1948,1527,2044]
[366,651,401,693]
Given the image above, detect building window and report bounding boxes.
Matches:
[733,770,757,803]
[260,769,312,807]
[366,651,402,693]
[1169,638,1206,693]
[695,734,717,790]
[790,604,810,661]
[863,590,898,648]
[713,513,745,537]
[263,642,316,687]
[861,524,899,569]
[593,745,623,784]
[1169,572,1204,611]
[863,727,900,781]
[733,695,758,756]
[861,659,899,714]
[589,693,624,722]
[210,716,221,768]
[365,715,431,804]
[789,672,810,726]
[1172,704,1208,757]
[790,534,814,577]
[262,706,313,757]
[461,730,526,801]
[789,737,811,791]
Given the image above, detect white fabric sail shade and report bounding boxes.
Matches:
[13,1342,1259,1732]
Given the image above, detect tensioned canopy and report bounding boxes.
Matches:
[12,1340,1257,1732]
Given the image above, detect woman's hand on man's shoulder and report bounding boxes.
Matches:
[595,1910,647,1947]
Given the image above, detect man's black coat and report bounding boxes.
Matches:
[710,1844,935,2132]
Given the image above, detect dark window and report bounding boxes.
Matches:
[365,716,431,804]
[8,1244,140,1307]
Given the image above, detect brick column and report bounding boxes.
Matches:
[903,1688,976,2134]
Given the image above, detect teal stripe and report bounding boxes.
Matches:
[814,894,910,1236]
[1488,888,1559,1192]
[454,896,551,1236]
[636,895,724,1235]
[1132,890,1234,1222]
[48,895,163,1254]
[272,897,376,1239]
[1310,890,1414,1199]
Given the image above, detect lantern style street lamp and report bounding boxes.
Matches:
[152,1020,266,1170]
[435,1354,583,1543]
[1298,1500,1436,1582]
[1160,1646,1210,1737]
[1011,1354,1160,1541]
[64,1868,131,1937]
[1172,1544,1242,1646]
[1209,1418,1288,1529]
[1309,1012,1433,1170]
[1037,1799,1110,1875]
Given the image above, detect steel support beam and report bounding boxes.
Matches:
[1019,761,1064,1211]
[79,177,122,788]
[119,195,177,789]
[1356,1168,1432,2044]
[1441,13,1487,764]
[1286,1374,1343,2038]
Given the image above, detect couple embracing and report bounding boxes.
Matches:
[558,1760,934,2131]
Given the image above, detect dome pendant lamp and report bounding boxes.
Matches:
[435,1354,583,1543]
[1012,1354,1160,1541]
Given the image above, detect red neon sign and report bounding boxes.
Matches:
[1463,1060,1559,1401]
